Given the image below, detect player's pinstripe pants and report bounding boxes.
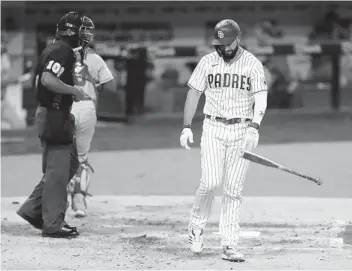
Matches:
[189,117,251,247]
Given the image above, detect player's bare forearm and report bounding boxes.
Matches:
[100,78,117,92]
[183,88,202,127]
[252,91,268,126]
[41,72,78,95]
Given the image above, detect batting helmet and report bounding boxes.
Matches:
[212,19,241,46]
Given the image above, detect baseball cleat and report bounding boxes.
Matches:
[221,246,245,262]
[73,209,87,218]
[72,193,87,218]
[189,229,204,253]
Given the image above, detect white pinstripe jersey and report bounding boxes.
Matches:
[187,47,267,119]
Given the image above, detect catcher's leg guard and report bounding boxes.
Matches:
[68,161,94,217]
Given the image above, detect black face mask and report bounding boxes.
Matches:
[66,34,80,48]
[56,33,80,49]
[215,45,239,62]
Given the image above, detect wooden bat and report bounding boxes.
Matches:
[242,150,323,186]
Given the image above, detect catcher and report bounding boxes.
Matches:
[67,26,117,218]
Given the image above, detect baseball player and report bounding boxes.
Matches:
[67,38,117,218]
[180,19,268,262]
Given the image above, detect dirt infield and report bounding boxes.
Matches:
[2,112,352,269]
[1,142,352,269]
[2,196,352,270]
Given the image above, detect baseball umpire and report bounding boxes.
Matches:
[17,11,92,239]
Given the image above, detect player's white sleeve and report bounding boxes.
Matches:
[96,55,114,84]
[250,60,268,94]
[187,56,208,93]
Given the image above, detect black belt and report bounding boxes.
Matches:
[205,114,251,125]
[39,103,71,111]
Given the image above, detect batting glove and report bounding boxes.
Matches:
[242,123,259,151]
[180,128,194,150]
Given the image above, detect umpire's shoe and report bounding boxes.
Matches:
[42,224,79,239]
[189,229,204,253]
[221,246,245,262]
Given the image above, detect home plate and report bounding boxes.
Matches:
[212,231,261,238]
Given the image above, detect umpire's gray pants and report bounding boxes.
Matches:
[17,106,79,233]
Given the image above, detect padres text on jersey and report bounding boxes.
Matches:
[187,47,267,119]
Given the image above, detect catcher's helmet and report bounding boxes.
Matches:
[55,11,95,49]
[212,19,241,46]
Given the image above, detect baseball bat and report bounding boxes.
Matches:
[242,150,323,186]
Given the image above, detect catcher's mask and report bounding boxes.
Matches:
[79,16,95,49]
[212,19,241,61]
[55,11,95,52]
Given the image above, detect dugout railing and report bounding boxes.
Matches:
[97,41,352,111]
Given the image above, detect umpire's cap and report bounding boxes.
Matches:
[56,11,86,36]
[212,19,241,46]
